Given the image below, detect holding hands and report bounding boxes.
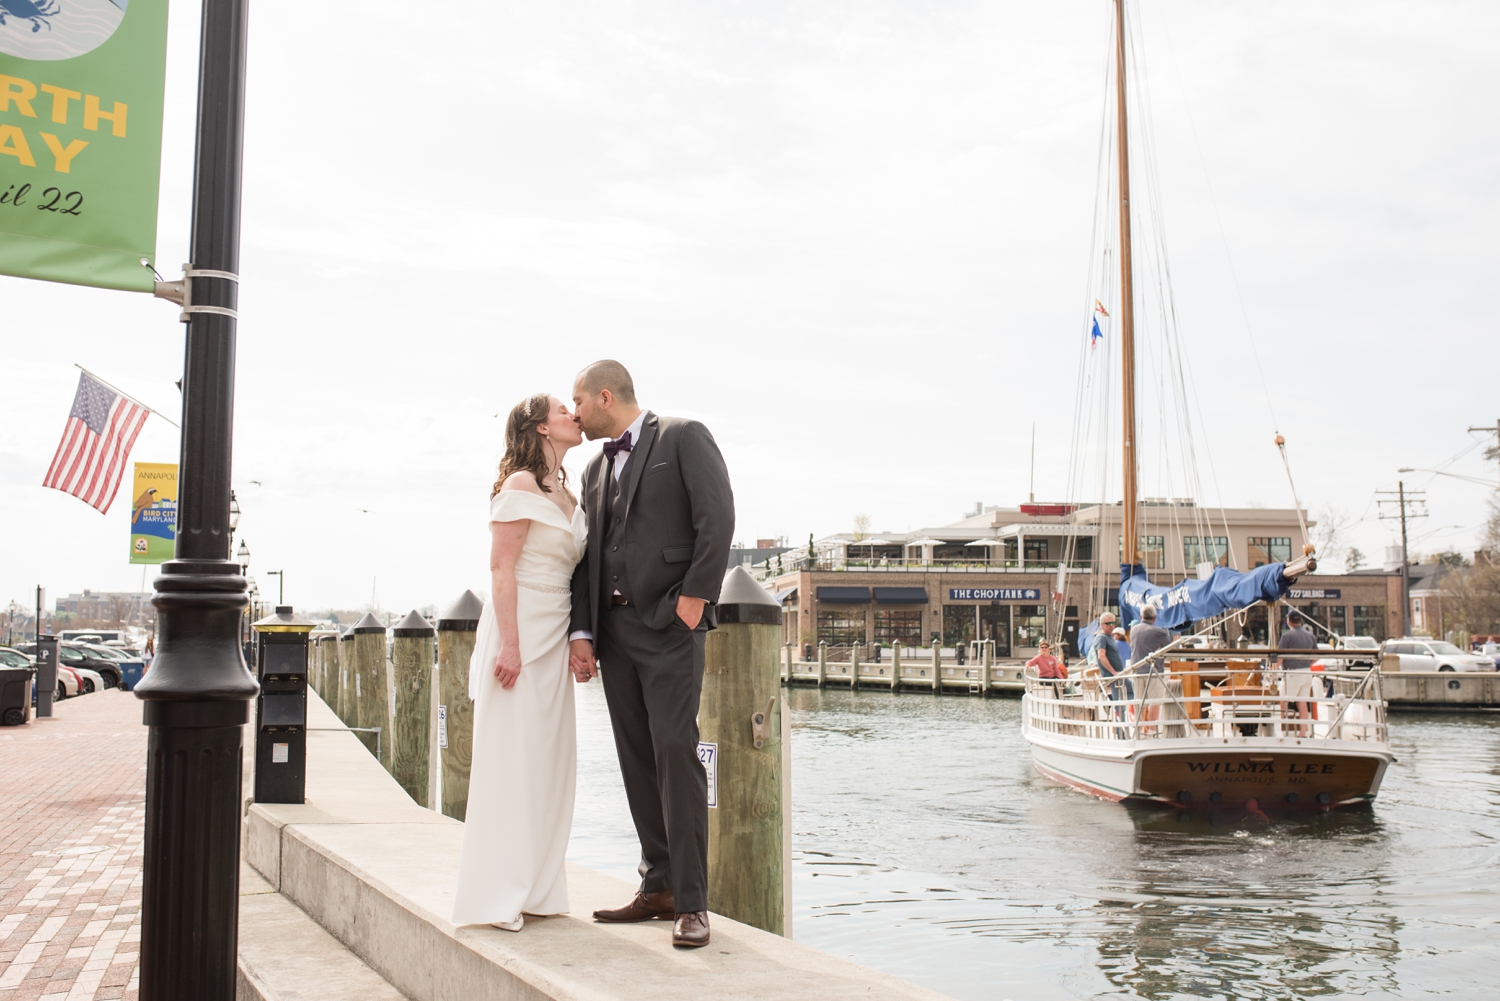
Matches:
[569,638,598,684]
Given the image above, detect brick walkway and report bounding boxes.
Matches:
[0,690,145,1001]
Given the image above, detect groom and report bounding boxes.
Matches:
[568,360,734,948]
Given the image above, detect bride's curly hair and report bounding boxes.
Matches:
[492,393,571,499]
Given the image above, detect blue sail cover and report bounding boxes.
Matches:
[1118,562,1294,630]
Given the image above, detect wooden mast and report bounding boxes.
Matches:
[1113,0,1139,570]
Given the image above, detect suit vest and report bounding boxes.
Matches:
[601,457,633,603]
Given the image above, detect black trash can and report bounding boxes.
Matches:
[0,667,33,726]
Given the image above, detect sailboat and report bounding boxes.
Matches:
[1020,0,1394,812]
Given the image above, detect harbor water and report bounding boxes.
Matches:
[568,682,1500,1000]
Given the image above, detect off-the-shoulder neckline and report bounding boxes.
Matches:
[492,489,580,524]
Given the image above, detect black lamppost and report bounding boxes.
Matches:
[132,0,255,996]
[265,570,284,605]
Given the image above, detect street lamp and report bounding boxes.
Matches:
[265,570,284,605]
[131,0,256,989]
[237,540,251,577]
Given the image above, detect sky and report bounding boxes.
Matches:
[2,0,1498,616]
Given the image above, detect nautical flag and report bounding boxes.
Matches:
[1094,300,1109,318]
[42,372,150,514]
[1090,316,1104,346]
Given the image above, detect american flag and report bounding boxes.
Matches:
[42,371,150,514]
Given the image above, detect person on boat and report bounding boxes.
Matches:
[1113,627,1132,670]
[1129,606,1172,730]
[1026,640,1067,698]
[1280,610,1319,736]
[1090,613,1131,715]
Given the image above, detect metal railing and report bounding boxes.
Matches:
[1022,664,1387,744]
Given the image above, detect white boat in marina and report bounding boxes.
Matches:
[1023,655,1394,810]
[1023,0,1395,812]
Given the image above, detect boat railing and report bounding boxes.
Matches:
[1022,661,1387,744]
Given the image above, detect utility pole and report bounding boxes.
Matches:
[1469,419,1500,477]
[1377,482,1427,639]
[131,0,256,997]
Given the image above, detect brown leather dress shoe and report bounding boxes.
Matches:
[592,890,675,923]
[672,911,709,948]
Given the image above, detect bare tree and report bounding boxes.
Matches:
[1312,505,1350,569]
[106,594,133,628]
[1345,547,1366,572]
[852,514,872,542]
[1453,495,1500,636]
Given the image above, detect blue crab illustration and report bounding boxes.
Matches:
[0,0,61,33]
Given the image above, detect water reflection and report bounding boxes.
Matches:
[570,682,1500,1000]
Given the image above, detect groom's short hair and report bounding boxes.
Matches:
[578,360,637,405]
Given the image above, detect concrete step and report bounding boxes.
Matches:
[245,690,952,1001]
[238,862,408,1001]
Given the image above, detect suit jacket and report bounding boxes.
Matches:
[570,411,735,637]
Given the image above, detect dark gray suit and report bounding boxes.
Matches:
[570,411,734,913]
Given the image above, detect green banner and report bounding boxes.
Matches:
[0,0,168,292]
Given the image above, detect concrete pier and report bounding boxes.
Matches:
[239,691,951,1001]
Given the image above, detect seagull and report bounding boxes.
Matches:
[250,480,263,486]
[355,507,371,514]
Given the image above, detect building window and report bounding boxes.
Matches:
[1068,536,1094,568]
[1183,536,1230,567]
[874,609,922,647]
[942,606,975,649]
[1012,605,1046,651]
[1118,535,1166,569]
[1296,603,1346,638]
[1353,606,1387,642]
[1023,538,1049,564]
[818,609,866,646]
[1248,537,1292,568]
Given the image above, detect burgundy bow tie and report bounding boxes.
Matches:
[602,430,633,462]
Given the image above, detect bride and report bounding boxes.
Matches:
[451,393,593,931]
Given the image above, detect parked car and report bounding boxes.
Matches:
[0,646,33,669]
[1383,638,1497,672]
[16,642,123,688]
[55,663,81,699]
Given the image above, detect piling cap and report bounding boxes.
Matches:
[716,565,782,625]
[438,589,485,632]
[393,609,436,637]
[252,605,316,633]
[350,611,386,635]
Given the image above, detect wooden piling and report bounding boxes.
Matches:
[701,567,785,936]
[391,610,435,805]
[337,627,355,725]
[891,644,902,691]
[850,643,861,690]
[931,639,941,694]
[437,590,483,822]
[349,612,386,761]
[816,641,827,688]
[783,643,792,684]
[980,639,992,696]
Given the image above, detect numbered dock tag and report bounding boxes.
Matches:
[272,743,289,764]
[697,741,718,809]
[438,706,449,750]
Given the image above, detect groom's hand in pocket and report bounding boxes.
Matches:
[676,594,707,631]
[569,639,597,683]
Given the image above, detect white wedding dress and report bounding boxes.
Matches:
[451,489,586,927]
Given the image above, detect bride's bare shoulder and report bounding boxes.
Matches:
[499,471,545,495]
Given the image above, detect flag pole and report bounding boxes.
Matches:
[131,0,257,996]
[72,364,181,428]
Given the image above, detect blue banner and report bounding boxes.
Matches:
[1118,562,1294,629]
